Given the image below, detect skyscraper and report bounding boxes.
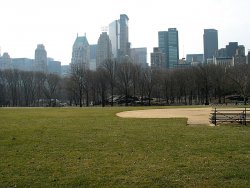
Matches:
[168,28,179,68]
[96,32,112,68]
[203,29,218,62]
[157,28,179,68]
[151,47,166,69]
[119,14,130,58]
[158,31,168,68]
[109,14,130,59]
[35,44,47,72]
[71,34,90,69]
[109,20,120,58]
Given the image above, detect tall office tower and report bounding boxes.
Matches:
[109,20,120,58]
[168,28,179,68]
[96,32,112,68]
[109,14,130,59]
[226,42,238,57]
[71,34,90,69]
[35,44,47,72]
[158,28,179,68]
[158,31,168,68]
[203,29,218,62]
[119,14,130,58]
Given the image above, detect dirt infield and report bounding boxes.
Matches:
[116,108,214,126]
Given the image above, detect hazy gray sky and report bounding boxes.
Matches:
[0,0,249,65]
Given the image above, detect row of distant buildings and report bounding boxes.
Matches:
[151,28,250,69]
[0,44,68,75]
[71,14,147,70]
[1,14,249,76]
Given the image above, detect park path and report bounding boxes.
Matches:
[116,107,214,126]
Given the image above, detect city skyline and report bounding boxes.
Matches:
[0,0,250,65]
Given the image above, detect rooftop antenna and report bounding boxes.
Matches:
[77,33,78,38]
[85,32,86,37]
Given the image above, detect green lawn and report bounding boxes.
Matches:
[0,107,249,187]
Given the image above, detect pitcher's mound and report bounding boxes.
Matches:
[116,108,213,126]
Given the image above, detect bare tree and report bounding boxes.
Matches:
[20,71,36,106]
[4,69,21,106]
[101,58,117,106]
[96,68,107,107]
[131,63,141,102]
[34,72,46,106]
[194,64,212,105]
[43,74,61,106]
[116,60,133,106]
[0,70,7,106]
[70,63,87,107]
[226,64,250,105]
[143,67,156,105]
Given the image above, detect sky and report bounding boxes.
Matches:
[0,0,250,65]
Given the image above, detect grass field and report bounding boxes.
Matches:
[0,107,249,187]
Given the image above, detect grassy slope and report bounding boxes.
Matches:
[0,107,249,187]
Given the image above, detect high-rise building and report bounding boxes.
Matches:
[151,47,166,69]
[235,45,247,64]
[34,44,47,73]
[158,31,168,68]
[157,28,179,68]
[236,45,245,56]
[203,29,218,62]
[130,48,147,67]
[71,34,90,69]
[168,28,179,68]
[226,42,238,57]
[158,31,168,53]
[109,14,130,59]
[96,32,112,68]
[109,20,120,58]
[119,14,130,58]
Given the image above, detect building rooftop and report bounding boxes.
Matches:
[74,36,89,47]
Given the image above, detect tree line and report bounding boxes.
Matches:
[0,59,249,107]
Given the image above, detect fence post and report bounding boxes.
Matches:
[244,108,247,126]
[214,108,217,126]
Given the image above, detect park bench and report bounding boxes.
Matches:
[210,108,250,126]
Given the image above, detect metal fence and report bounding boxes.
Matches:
[210,108,250,126]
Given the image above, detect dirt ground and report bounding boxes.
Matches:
[116,107,214,126]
